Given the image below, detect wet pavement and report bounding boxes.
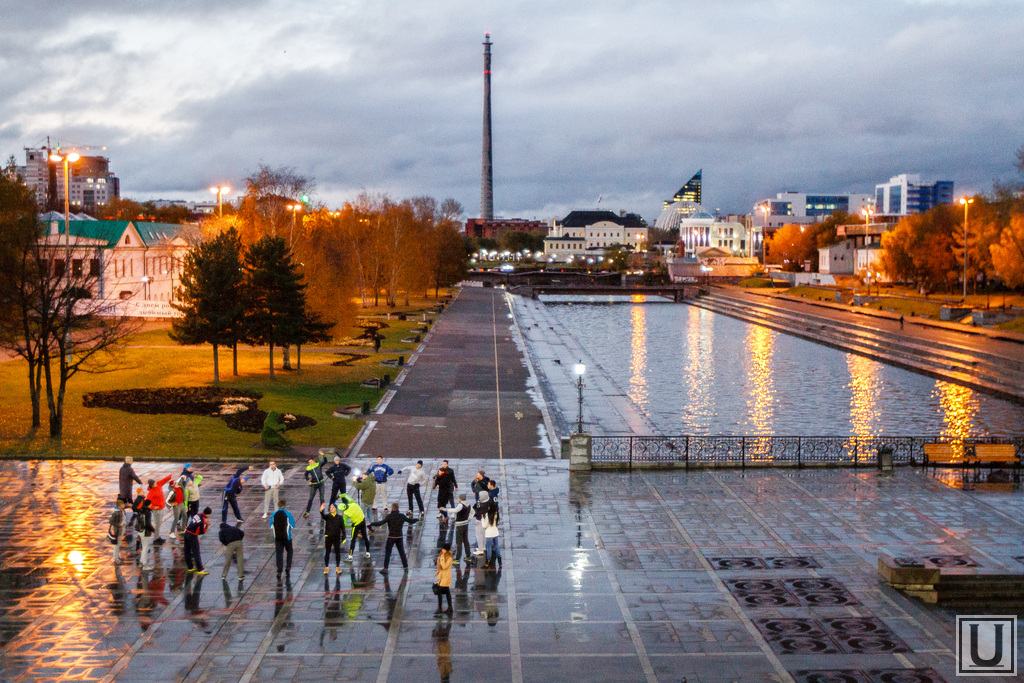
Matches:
[2,459,1023,682]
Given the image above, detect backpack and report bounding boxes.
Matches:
[107,511,122,544]
[134,513,145,533]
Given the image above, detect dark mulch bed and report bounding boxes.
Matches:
[332,352,368,367]
[82,386,316,434]
[83,387,263,415]
[222,409,317,434]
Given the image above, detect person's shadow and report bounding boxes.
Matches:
[432,617,453,683]
[321,575,343,646]
[183,573,209,632]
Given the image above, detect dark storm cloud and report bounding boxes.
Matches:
[2,0,1022,221]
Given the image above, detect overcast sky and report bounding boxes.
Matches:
[3,0,1022,222]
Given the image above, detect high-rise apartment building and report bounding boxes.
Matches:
[17,147,120,214]
[665,170,702,207]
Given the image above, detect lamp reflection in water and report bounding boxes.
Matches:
[847,354,881,437]
[744,324,775,434]
[682,307,714,431]
[628,305,648,408]
[937,381,977,441]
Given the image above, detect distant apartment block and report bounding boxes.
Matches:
[18,147,121,214]
[874,173,954,217]
[756,191,874,229]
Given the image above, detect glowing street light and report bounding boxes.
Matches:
[573,361,586,433]
[960,197,974,301]
[286,204,302,247]
[210,185,231,218]
[49,151,80,294]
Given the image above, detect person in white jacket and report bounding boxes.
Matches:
[261,461,285,519]
[406,460,429,516]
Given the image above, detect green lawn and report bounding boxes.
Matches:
[997,317,1024,333]
[861,297,942,318]
[738,277,774,288]
[788,286,835,302]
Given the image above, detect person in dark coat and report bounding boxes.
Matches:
[218,522,245,581]
[369,503,418,573]
[119,456,142,505]
[325,456,352,507]
[432,460,458,518]
[320,502,347,574]
[221,465,252,524]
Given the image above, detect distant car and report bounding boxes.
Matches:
[499,264,515,272]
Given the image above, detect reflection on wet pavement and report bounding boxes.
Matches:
[1,459,1023,681]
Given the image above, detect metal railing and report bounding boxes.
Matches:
[589,435,1024,469]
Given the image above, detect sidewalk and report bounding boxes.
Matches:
[351,287,553,460]
[2,459,1020,682]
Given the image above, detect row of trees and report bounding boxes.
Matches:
[171,229,330,382]
[878,195,1024,291]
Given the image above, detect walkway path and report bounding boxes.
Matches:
[352,287,554,460]
[1,459,1020,682]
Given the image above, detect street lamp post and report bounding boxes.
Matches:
[757,203,769,264]
[210,185,230,218]
[574,361,586,433]
[49,151,80,300]
[861,207,874,247]
[960,197,974,301]
[287,204,302,248]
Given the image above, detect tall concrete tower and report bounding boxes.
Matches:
[480,32,494,220]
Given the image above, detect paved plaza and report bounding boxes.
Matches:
[2,459,1023,682]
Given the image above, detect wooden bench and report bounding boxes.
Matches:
[924,442,1020,480]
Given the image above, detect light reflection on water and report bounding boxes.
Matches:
[553,302,1024,437]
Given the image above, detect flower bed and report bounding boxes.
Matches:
[82,386,316,434]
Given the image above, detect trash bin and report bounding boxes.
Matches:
[398,355,404,366]
[877,446,894,472]
[361,401,371,414]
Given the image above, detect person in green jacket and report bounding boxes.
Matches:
[338,494,371,562]
[354,474,376,510]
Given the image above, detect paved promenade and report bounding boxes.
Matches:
[353,287,553,460]
[2,459,1022,682]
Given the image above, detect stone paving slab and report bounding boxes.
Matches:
[2,459,1024,682]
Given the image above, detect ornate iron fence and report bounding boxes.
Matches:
[589,435,1024,469]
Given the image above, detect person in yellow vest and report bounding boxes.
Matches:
[338,494,371,562]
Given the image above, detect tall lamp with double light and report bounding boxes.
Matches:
[210,185,230,218]
[574,361,586,433]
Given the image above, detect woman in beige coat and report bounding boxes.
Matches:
[434,543,453,615]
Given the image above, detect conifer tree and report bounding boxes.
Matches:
[170,227,244,382]
[242,235,307,377]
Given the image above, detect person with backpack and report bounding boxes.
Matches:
[138,499,157,570]
[319,502,346,575]
[303,453,329,518]
[221,465,252,524]
[406,460,428,517]
[108,500,127,564]
[338,493,371,563]
[118,456,142,506]
[270,499,296,580]
[260,460,284,519]
[368,456,395,511]
[369,503,418,573]
[184,506,212,575]
[130,487,146,550]
[442,494,472,565]
[325,455,351,507]
[218,521,245,581]
[482,500,502,570]
[432,460,458,519]
[434,543,454,616]
[145,475,172,545]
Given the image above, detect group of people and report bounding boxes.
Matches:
[108,454,505,615]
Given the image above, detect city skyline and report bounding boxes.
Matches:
[2,0,1022,222]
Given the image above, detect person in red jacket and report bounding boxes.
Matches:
[145,475,172,545]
